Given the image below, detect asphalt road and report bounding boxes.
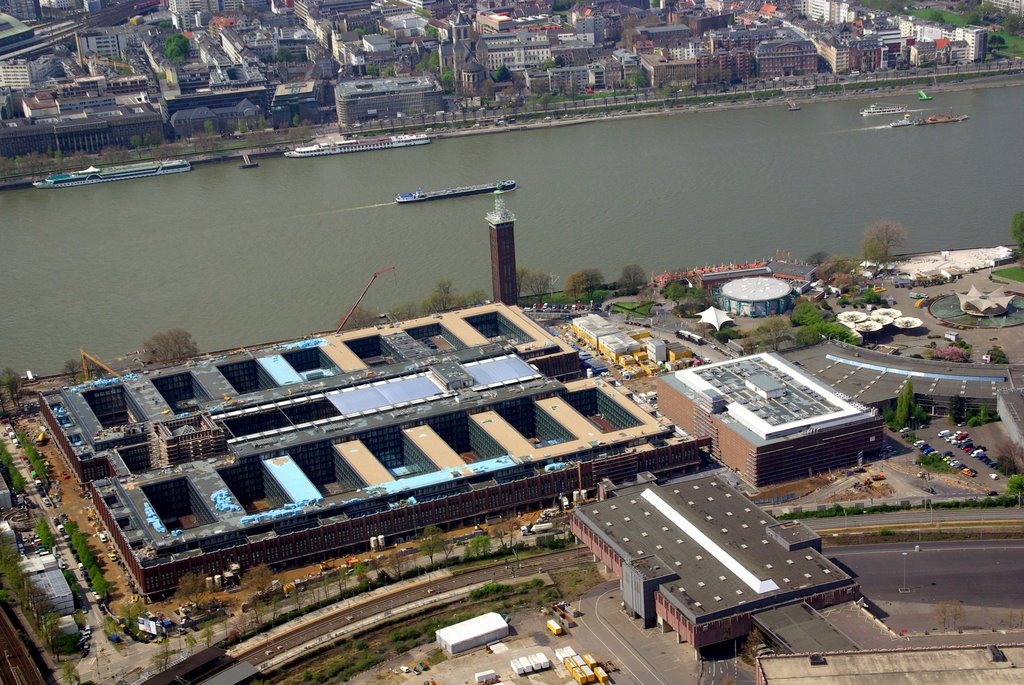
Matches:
[800,507,1024,530]
[828,540,1024,609]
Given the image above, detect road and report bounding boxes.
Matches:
[799,507,1024,530]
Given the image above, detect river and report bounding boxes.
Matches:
[2,85,1022,373]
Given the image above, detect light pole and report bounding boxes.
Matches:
[898,551,910,593]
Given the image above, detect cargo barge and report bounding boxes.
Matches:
[395,179,516,203]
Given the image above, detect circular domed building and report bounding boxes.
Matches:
[719,277,794,317]
[957,286,1014,317]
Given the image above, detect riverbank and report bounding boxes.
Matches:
[3,70,1023,191]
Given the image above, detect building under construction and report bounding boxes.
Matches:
[39,304,708,597]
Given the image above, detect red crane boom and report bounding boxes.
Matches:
[335,267,396,334]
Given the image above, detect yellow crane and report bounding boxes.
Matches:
[80,347,117,381]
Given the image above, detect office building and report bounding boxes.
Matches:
[40,304,707,597]
[656,353,883,486]
[334,76,442,126]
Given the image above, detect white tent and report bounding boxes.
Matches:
[698,307,734,331]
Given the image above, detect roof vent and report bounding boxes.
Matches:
[624,517,631,522]
[714,595,722,602]
[987,645,1007,662]
[809,655,827,666]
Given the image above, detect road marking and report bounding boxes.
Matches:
[829,543,1024,556]
[586,589,669,685]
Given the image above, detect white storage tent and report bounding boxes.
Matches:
[436,612,509,655]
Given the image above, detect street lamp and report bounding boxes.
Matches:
[898,551,910,593]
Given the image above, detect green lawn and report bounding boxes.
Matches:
[993,266,1024,283]
[909,9,966,25]
[993,32,1024,58]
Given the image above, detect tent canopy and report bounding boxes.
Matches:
[698,307,734,331]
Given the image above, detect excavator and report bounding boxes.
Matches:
[80,347,117,381]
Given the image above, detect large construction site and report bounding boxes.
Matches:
[38,304,708,598]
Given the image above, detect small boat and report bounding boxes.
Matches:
[396,180,516,204]
[861,103,908,116]
[889,114,918,128]
[918,90,933,101]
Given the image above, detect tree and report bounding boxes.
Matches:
[1011,211,1024,254]
[493,65,510,82]
[791,302,824,327]
[987,346,1008,364]
[153,637,175,672]
[422,279,461,313]
[339,304,381,330]
[175,572,209,606]
[440,69,455,92]
[184,633,197,655]
[40,611,60,654]
[520,269,554,299]
[242,564,274,599]
[466,534,490,560]
[419,525,444,566]
[618,264,646,291]
[60,660,80,685]
[1006,474,1024,498]
[947,395,967,425]
[0,368,20,413]
[895,380,915,430]
[751,317,791,352]
[163,34,190,64]
[806,251,830,266]
[61,359,82,381]
[274,47,292,63]
[201,623,215,648]
[493,517,520,550]
[861,219,907,267]
[144,328,199,362]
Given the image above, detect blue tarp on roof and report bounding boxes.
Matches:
[262,455,323,505]
[463,356,540,386]
[327,375,442,415]
[366,455,518,496]
[257,355,304,386]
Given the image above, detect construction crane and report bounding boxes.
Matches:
[335,267,396,334]
[80,347,117,382]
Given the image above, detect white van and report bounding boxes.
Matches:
[99,532,108,544]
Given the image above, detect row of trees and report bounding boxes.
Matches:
[0,536,72,658]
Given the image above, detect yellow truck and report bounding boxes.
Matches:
[546,619,564,636]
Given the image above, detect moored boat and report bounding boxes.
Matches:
[33,159,191,188]
[285,133,431,158]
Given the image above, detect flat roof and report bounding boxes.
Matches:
[463,355,541,387]
[758,645,1024,684]
[721,277,793,302]
[327,373,445,416]
[753,602,860,654]
[668,353,871,442]
[781,342,1014,405]
[262,455,323,504]
[334,440,393,486]
[574,476,854,622]
[403,425,465,470]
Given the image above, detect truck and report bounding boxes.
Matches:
[546,619,564,635]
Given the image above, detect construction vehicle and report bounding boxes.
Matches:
[35,431,48,446]
[80,347,118,381]
[871,473,886,481]
[334,266,396,334]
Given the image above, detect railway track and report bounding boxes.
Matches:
[0,607,45,685]
[235,548,592,667]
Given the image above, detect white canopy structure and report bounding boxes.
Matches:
[837,311,868,325]
[698,307,734,331]
[957,286,1014,317]
[893,316,923,330]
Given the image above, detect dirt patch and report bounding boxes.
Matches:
[828,483,895,502]
[756,475,831,501]
[548,563,604,600]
